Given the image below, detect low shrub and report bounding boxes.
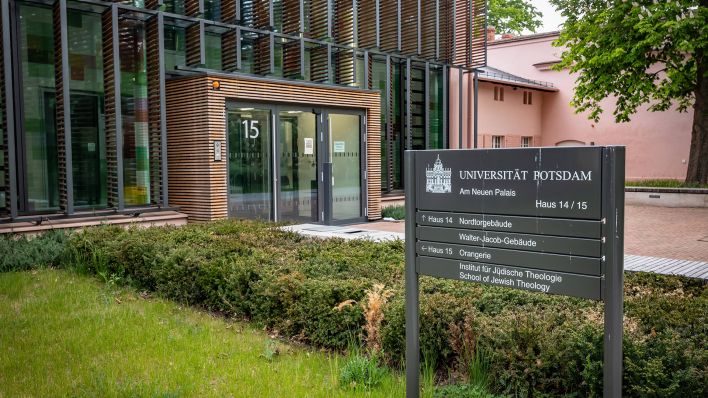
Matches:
[3,220,704,397]
[0,230,68,272]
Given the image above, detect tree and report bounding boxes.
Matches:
[551,0,708,183]
[488,0,543,34]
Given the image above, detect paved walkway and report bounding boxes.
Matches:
[285,205,708,280]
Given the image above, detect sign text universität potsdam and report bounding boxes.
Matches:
[404,147,625,398]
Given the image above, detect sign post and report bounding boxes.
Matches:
[405,147,624,398]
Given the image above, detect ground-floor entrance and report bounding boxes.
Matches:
[226,102,366,224]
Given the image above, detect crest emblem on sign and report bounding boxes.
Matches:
[425,155,452,193]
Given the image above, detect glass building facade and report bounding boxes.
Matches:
[0,0,486,221]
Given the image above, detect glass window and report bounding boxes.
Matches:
[205,33,223,70]
[240,0,254,26]
[494,86,504,101]
[391,61,403,190]
[163,0,186,14]
[164,25,186,71]
[204,0,222,21]
[372,58,387,190]
[240,34,255,74]
[492,135,504,148]
[428,66,444,149]
[521,136,532,148]
[409,66,425,150]
[69,11,107,208]
[119,18,151,206]
[19,4,59,213]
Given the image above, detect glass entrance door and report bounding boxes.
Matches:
[227,104,364,224]
[279,110,318,222]
[227,107,273,220]
[328,113,363,222]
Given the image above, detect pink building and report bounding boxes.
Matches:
[449,31,694,180]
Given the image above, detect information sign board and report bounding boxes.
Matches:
[405,147,624,398]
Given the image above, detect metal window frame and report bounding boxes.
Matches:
[110,4,125,210]
[2,0,17,218]
[57,0,74,214]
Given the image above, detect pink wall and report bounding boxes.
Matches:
[477,33,693,180]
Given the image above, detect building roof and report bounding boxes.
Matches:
[476,66,558,92]
[489,31,560,46]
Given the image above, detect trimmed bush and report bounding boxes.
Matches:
[0,230,68,272]
[3,220,705,397]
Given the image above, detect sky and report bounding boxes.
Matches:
[534,0,566,33]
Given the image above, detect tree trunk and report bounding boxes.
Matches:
[686,52,708,184]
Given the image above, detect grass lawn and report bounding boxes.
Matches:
[0,269,405,397]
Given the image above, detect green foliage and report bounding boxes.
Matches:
[0,230,69,272]
[488,0,543,34]
[3,221,706,396]
[339,349,388,390]
[382,205,406,220]
[551,0,707,122]
[435,384,504,398]
[625,179,708,189]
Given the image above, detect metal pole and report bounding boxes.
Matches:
[473,70,478,148]
[404,150,420,398]
[602,146,625,398]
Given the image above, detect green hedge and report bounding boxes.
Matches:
[3,221,706,397]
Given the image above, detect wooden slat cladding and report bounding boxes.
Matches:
[379,0,398,52]
[400,0,418,55]
[420,0,437,59]
[221,30,238,72]
[146,17,163,205]
[334,1,354,46]
[186,23,203,66]
[254,0,271,29]
[165,78,212,221]
[185,0,202,17]
[102,9,119,208]
[469,0,487,68]
[439,0,453,62]
[282,0,301,34]
[357,0,377,48]
[221,0,238,23]
[452,0,469,65]
[165,74,382,222]
[282,39,301,79]
[309,44,329,83]
[310,0,329,40]
[53,2,68,212]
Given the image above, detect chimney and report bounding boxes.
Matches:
[487,26,495,42]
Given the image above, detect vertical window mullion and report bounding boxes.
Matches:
[56,0,73,214]
[111,5,124,210]
[1,0,17,218]
[424,62,429,149]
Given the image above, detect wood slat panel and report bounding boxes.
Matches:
[166,74,382,222]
